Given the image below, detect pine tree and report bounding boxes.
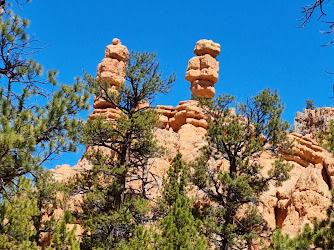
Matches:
[305,99,316,110]
[0,1,90,248]
[31,169,73,247]
[270,227,312,250]
[155,153,208,250]
[192,89,292,249]
[0,177,39,249]
[47,210,80,250]
[76,51,175,248]
[0,0,89,191]
[117,226,153,250]
[0,169,79,249]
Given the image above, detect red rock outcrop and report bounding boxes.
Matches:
[258,133,334,237]
[50,39,334,244]
[185,39,220,99]
[157,100,210,132]
[90,38,129,120]
[54,127,334,238]
[294,107,334,140]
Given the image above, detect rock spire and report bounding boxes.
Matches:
[185,39,220,99]
[89,38,129,120]
[93,38,129,110]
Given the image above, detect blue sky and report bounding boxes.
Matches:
[19,1,334,166]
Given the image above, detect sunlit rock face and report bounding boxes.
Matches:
[294,107,334,140]
[89,38,129,120]
[185,39,220,99]
[50,39,334,246]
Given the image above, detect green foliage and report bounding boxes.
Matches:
[80,183,150,249]
[319,120,334,153]
[305,99,316,110]
[161,153,189,207]
[0,1,89,189]
[157,196,207,250]
[192,89,292,249]
[0,169,75,249]
[47,211,80,250]
[0,177,39,249]
[0,2,90,247]
[117,226,154,250]
[155,153,208,250]
[310,189,334,249]
[270,227,312,250]
[76,51,175,248]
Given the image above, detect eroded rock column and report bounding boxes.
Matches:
[89,38,129,120]
[185,39,221,99]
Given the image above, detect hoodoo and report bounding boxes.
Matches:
[185,39,220,99]
[89,38,129,120]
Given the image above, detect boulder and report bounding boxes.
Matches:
[104,38,129,62]
[194,39,221,58]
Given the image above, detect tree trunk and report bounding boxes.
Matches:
[114,143,130,208]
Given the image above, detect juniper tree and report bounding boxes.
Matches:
[76,51,175,248]
[192,89,292,249]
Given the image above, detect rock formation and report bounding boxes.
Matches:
[185,39,220,99]
[54,127,334,239]
[260,133,334,236]
[157,100,210,132]
[294,107,334,140]
[89,38,129,120]
[50,39,334,245]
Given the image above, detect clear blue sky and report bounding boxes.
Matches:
[19,0,334,167]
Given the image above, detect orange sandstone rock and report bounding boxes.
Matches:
[190,80,215,99]
[185,39,220,99]
[194,39,221,58]
[104,38,129,62]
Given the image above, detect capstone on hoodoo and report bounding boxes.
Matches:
[185,39,220,99]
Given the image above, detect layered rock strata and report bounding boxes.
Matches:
[54,127,334,238]
[258,133,334,236]
[51,39,334,243]
[294,107,334,140]
[185,39,220,99]
[90,38,129,120]
[157,100,210,132]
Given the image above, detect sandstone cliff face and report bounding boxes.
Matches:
[260,133,334,236]
[54,112,334,238]
[294,107,334,140]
